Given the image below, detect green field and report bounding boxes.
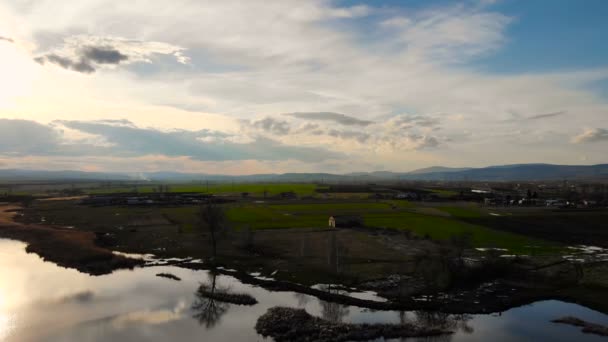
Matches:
[437,206,484,218]
[425,188,459,198]
[364,211,556,254]
[223,201,560,254]
[27,192,564,255]
[226,202,393,230]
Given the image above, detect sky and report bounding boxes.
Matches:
[0,0,607,175]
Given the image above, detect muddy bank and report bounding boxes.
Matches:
[552,316,608,336]
[0,224,142,275]
[175,260,608,316]
[178,262,557,314]
[0,205,142,275]
[256,307,450,342]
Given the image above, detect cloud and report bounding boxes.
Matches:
[244,117,291,135]
[57,120,340,162]
[57,290,95,304]
[406,134,440,149]
[34,35,188,73]
[0,119,341,163]
[572,128,608,143]
[327,129,370,143]
[296,123,321,133]
[34,54,96,73]
[527,111,567,120]
[94,119,136,126]
[389,115,441,130]
[380,134,441,151]
[2,1,608,171]
[285,112,374,126]
[82,46,129,64]
[381,4,511,62]
[328,5,371,18]
[0,119,62,154]
[0,36,14,43]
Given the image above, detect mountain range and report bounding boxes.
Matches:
[1,163,608,183]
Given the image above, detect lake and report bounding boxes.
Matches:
[1,239,607,342]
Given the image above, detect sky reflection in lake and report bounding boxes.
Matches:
[1,239,607,342]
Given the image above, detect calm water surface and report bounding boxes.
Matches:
[1,239,607,342]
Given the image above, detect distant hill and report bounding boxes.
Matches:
[1,163,607,183]
[401,164,608,181]
[408,166,472,174]
[0,169,131,182]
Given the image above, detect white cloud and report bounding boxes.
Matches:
[572,128,608,144]
[0,0,607,172]
[381,5,511,62]
[34,35,189,73]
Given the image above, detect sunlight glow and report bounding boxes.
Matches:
[0,44,37,107]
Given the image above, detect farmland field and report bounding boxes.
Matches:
[224,200,560,254]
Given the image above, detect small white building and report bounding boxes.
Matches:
[329,216,336,228]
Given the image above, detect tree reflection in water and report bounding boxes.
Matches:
[316,231,350,323]
[317,284,350,323]
[397,310,474,342]
[294,292,311,307]
[191,271,229,329]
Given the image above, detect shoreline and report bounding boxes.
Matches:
[0,204,142,275]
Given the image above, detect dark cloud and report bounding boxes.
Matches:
[327,129,370,143]
[572,128,608,144]
[528,111,566,120]
[34,54,96,73]
[35,46,128,73]
[0,36,14,43]
[285,112,374,126]
[82,46,128,64]
[250,117,291,135]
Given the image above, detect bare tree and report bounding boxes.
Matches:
[199,202,226,260]
[191,272,229,328]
